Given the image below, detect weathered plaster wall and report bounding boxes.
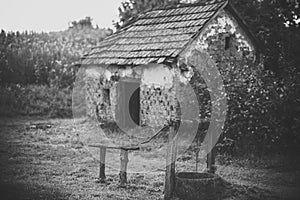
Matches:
[85,64,180,127]
[181,9,257,69]
[177,9,261,100]
[140,64,178,127]
[86,65,142,122]
[85,66,117,122]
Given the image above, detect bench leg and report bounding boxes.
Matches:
[119,149,128,186]
[99,147,106,183]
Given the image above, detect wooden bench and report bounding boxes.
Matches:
[88,144,140,185]
[88,125,167,185]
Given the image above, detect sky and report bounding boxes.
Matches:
[0,0,125,32]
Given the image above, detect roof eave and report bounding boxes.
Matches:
[224,2,263,54]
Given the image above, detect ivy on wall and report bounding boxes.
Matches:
[180,11,283,155]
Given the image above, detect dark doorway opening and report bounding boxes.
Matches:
[129,86,140,126]
[118,81,140,128]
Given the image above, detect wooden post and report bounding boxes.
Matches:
[195,150,199,172]
[164,126,177,200]
[119,149,129,186]
[99,147,106,182]
[207,145,216,173]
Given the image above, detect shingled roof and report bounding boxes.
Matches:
[82,0,242,66]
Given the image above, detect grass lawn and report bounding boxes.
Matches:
[0,118,299,200]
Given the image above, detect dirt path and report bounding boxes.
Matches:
[0,118,299,200]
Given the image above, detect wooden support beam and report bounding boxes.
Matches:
[119,149,129,186]
[207,147,216,174]
[89,144,140,151]
[99,147,106,183]
[164,126,177,200]
[206,117,217,174]
[195,150,199,172]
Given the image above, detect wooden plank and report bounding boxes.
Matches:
[119,149,129,186]
[99,147,106,182]
[195,150,199,172]
[89,144,140,151]
[207,147,216,173]
[164,126,176,200]
[206,126,216,173]
[207,150,212,172]
[120,80,126,128]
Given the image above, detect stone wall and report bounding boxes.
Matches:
[178,8,260,97]
[85,64,180,127]
[140,64,178,127]
[85,66,117,122]
[181,9,258,70]
[188,10,255,54]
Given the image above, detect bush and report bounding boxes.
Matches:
[0,18,112,118]
[0,24,112,86]
[0,84,72,118]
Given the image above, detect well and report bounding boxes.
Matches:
[175,172,224,200]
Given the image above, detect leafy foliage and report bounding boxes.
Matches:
[231,0,300,73]
[115,0,181,29]
[69,16,94,29]
[0,19,112,87]
[0,84,72,117]
[0,18,112,117]
[227,0,300,156]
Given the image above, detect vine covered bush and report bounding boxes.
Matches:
[184,11,299,157]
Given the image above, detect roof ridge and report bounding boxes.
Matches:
[141,0,228,13]
[116,0,227,34]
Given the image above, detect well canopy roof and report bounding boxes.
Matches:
[82,0,239,66]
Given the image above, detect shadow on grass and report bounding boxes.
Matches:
[0,181,70,200]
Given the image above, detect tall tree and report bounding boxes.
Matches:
[230,0,300,153]
[230,0,300,73]
[115,0,181,29]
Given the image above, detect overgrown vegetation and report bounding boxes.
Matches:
[219,0,299,157]
[0,17,112,117]
[224,0,300,157]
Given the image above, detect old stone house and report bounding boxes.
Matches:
[81,0,261,129]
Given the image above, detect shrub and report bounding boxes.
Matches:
[0,84,72,118]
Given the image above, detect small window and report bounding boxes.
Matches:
[225,35,233,50]
[103,89,111,106]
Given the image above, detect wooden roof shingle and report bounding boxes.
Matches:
[82,0,229,66]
